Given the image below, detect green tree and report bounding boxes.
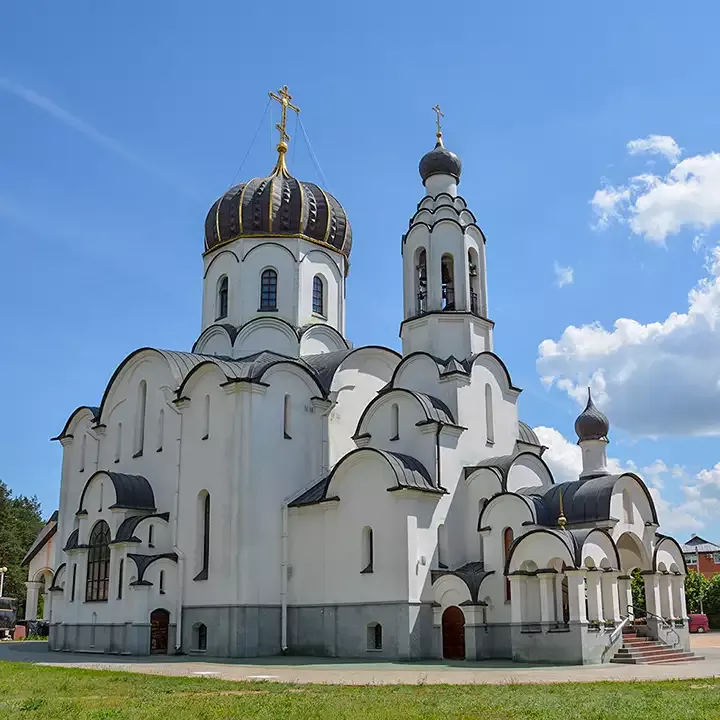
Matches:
[0,480,44,614]
[703,574,720,617]
[685,569,708,613]
[631,568,646,611]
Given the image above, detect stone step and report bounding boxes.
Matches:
[617,647,686,659]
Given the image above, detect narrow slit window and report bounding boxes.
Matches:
[390,403,399,441]
[194,492,210,581]
[117,559,124,600]
[361,526,374,573]
[485,383,495,445]
[437,523,448,569]
[114,422,122,463]
[216,275,229,319]
[99,482,103,512]
[134,380,147,456]
[202,395,210,440]
[260,269,278,310]
[148,524,154,548]
[157,409,164,452]
[80,434,87,472]
[159,570,165,594]
[71,564,77,602]
[503,527,514,601]
[283,394,291,439]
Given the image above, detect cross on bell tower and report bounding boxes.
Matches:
[268,85,301,177]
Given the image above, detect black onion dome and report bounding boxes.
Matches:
[574,389,610,442]
[204,173,352,259]
[419,139,462,183]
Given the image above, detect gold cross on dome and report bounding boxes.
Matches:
[269,85,300,149]
[432,104,444,140]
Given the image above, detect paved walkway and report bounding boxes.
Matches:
[1,636,719,685]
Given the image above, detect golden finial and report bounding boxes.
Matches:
[268,85,300,177]
[558,486,567,529]
[432,104,445,146]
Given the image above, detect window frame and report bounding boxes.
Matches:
[260,268,278,311]
[216,275,229,320]
[85,521,111,602]
[312,275,325,316]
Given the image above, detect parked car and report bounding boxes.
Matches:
[689,613,710,633]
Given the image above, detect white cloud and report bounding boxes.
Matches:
[534,426,708,537]
[591,137,720,243]
[591,184,631,229]
[553,262,574,288]
[538,245,720,437]
[0,77,198,199]
[627,135,682,164]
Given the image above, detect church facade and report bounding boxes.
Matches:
[41,89,689,664]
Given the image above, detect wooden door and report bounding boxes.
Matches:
[150,608,169,654]
[442,606,466,660]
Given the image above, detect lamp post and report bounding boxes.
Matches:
[0,567,7,597]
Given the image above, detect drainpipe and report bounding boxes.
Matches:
[435,422,443,488]
[281,501,289,652]
[168,400,184,652]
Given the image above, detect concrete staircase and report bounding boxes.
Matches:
[610,628,703,664]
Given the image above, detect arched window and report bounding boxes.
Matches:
[216,275,229,320]
[361,526,374,573]
[367,622,382,650]
[134,380,147,456]
[86,521,111,602]
[202,395,210,440]
[70,564,77,602]
[80,434,87,472]
[283,394,291,439]
[438,523,448,568]
[148,524,154,548]
[114,422,122,463]
[441,254,455,310]
[117,559,124,600]
[157,409,164,452]
[312,275,325,315]
[468,249,480,314]
[194,622,208,651]
[194,492,210,581]
[260,269,278,310]
[159,570,165,594]
[390,403,399,441]
[485,383,494,445]
[415,248,427,314]
[503,527,514,602]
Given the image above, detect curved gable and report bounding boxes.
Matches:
[354,387,457,439]
[78,471,156,514]
[52,406,100,441]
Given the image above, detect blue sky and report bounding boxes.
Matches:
[2,2,720,538]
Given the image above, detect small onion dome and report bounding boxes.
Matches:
[204,154,352,261]
[419,137,462,184]
[574,388,610,442]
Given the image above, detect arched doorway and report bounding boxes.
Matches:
[442,606,465,660]
[150,608,170,654]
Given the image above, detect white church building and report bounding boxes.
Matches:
[37,88,690,664]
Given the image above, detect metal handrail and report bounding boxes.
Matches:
[609,614,632,645]
[627,604,680,648]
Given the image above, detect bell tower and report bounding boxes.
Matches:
[400,107,492,359]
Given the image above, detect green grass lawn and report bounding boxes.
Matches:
[0,661,719,719]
